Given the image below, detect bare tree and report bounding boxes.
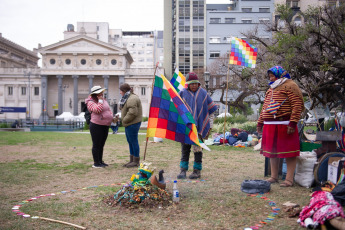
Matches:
[246,3,345,111]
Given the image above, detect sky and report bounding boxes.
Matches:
[0,0,230,52]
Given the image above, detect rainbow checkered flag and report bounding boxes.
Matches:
[229,37,258,68]
[146,70,210,151]
[170,68,186,92]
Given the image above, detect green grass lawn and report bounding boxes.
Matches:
[0,131,318,229]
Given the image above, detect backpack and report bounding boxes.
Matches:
[84,106,92,125]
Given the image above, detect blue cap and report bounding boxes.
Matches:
[174,180,177,183]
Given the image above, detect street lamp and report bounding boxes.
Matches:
[204,71,210,92]
[25,71,31,120]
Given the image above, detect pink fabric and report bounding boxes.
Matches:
[299,191,345,227]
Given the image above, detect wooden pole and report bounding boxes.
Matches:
[39,217,86,229]
[223,65,231,145]
[143,63,159,160]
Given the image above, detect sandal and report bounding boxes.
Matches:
[266,177,279,183]
[280,179,294,187]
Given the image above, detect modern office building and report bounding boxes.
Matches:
[206,0,274,88]
[164,0,207,78]
[0,33,40,120]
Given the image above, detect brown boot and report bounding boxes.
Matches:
[126,156,140,168]
[122,155,133,167]
[189,169,201,179]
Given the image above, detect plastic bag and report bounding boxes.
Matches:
[294,151,317,188]
[241,180,271,194]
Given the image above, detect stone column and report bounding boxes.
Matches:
[40,75,48,121]
[119,75,125,87]
[57,75,63,115]
[103,75,109,100]
[72,75,79,115]
[87,75,94,93]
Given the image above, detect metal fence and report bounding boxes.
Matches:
[0,119,85,131]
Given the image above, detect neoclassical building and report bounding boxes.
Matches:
[38,33,133,118]
[38,23,161,119]
[0,33,40,120]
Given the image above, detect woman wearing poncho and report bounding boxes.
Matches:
[177,72,218,179]
[257,66,304,187]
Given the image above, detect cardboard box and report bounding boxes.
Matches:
[328,157,345,184]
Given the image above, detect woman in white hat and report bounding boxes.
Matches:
[85,85,114,168]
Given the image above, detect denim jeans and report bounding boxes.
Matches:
[125,122,141,157]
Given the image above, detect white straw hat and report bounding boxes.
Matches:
[90,86,106,95]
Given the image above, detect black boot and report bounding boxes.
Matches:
[177,168,187,179]
[189,169,201,179]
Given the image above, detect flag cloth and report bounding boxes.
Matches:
[229,37,258,68]
[146,72,210,151]
[170,68,186,92]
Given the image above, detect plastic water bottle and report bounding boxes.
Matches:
[172,180,180,203]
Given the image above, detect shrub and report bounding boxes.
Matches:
[142,117,148,122]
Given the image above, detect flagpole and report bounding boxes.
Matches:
[223,64,231,145]
[143,62,159,161]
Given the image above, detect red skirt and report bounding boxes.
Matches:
[260,123,300,158]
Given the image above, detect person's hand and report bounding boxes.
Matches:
[287,126,295,134]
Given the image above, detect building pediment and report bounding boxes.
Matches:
[39,35,125,54]
[38,35,132,63]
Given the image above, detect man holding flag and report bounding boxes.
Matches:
[177,72,218,179]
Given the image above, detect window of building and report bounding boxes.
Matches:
[147,43,153,47]
[34,87,39,96]
[242,19,252,24]
[8,86,13,95]
[96,59,102,65]
[21,87,26,95]
[147,58,153,62]
[259,7,270,13]
[294,16,302,26]
[209,37,221,43]
[210,51,220,58]
[138,58,145,62]
[141,87,146,96]
[50,59,56,65]
[225,18,235,23]
[111,59,117,65]
[292,1,299,7]
[65,59,71,65]
[138,51,144,55]
[210,18,221,23]
[80,59,86,65]
[97,35,99,40]
[97,26,99,31]
[259,18,270,23]
[242,8,252,12]
[147,50,153,54]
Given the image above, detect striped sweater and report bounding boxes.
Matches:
[85,96,113,126]
[257,79,304,128]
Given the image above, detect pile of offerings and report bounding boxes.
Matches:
[104,162,171,209]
